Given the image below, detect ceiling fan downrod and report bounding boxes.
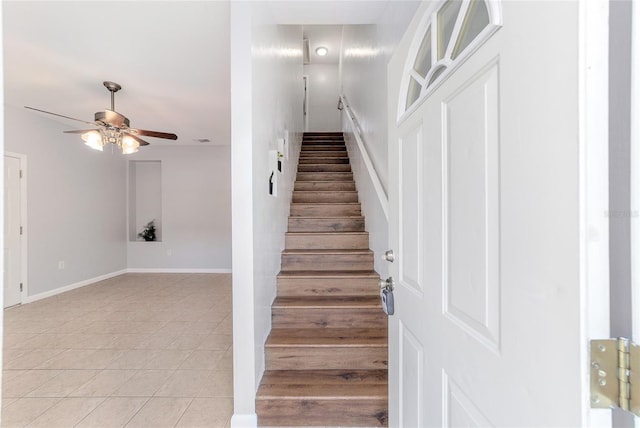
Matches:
[103,81,121,111]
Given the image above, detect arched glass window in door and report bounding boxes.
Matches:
[399,0,501,120]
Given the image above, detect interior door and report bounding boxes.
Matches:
[4,154,22,308]
[387,1,609,426]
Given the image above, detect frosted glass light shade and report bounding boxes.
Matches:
[121,136,140,154]
[81,130,103,151]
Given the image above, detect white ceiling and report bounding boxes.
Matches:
[304,25,343,65]
[3,1,402,147]
[4,1,231,146]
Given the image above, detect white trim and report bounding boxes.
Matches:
[631,2,640,418]
[340,94,389,220]
[126,268,232,274]
[230,413,257,428]
[22,269,127,304]
[577,0,611,425]
[4,152,27,305]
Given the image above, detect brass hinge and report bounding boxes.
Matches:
[591,338,640,416]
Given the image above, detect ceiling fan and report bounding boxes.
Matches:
[25,81,178,154]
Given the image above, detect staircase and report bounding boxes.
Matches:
[256,132,388,427]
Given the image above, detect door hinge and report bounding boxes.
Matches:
[590,338,640,416]
[20,226,23,235]
[19,169,23,179]
[19,283,23,292]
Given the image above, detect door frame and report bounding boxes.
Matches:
[4,152,27,305]
[631,6,640,426]
[579,0,611,424]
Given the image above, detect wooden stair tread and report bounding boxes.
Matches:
[257,382,387,400]
[266,328,387,347]
[282,249,373,255]
[273,296,381,309]
[277,270,378,278]
[260,369,387,386]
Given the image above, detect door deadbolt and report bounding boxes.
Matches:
[382,250,395,263]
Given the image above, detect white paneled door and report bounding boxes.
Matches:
[387,1,609,427]
[4,154,23,308]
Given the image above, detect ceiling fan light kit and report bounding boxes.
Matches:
[25,81,178,155]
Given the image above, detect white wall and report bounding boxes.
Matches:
[304,63,341,131]
[339,2,420,193]
[338,2,419,278]
[230,2,303,424]
[126,146,231,271]
[4,106,127,298]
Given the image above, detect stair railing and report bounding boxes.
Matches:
[339,94,389,220]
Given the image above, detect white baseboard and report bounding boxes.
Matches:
[22,268,232,304]
[230,414,257,428]
[126,268,232,274]
[23,269,128,304]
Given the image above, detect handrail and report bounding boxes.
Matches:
[340,94,389,220]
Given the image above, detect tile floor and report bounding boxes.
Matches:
[2,273,233,428]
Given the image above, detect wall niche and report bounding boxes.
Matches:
[129,160,162,242]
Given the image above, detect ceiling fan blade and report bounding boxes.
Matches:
[123,131,150,146]
[100,109,129,128]
[128,128,178,140]
[24,106,96,126]
[63,129,99,134]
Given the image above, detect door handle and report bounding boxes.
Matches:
[382,249,395,263]
[379,276,395,291]
[379,276,395,316]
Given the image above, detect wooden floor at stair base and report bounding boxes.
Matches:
[257,370,388,427]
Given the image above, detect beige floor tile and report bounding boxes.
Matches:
[175,397,233,428]
[25,397,105,428]
[213,315,232,334]
[154,369,212,397]
[2,369,27,383]
[106,349,158,370]
[34,349,99,370]
[106,334,148,350]
[71,350,125,370]
[142,350,193,369]
[198,334,232,351]
[4,349,66,370]
[112,370,174,396]
[3,274,233,427]
[3,334,37,349]
[134,333,181,350]
[2,397,19,408]
[167,334,208,350]
[1,397,60,427]
[197,371,233,398]
[3,370,62,398]
[124,397,192,428]
[179,350,225,370]
[214,349,233,371]
[75,397,149,428]
[26,370,98,398]
[69,370,136,397]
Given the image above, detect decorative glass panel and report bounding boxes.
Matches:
[438,0,463,59]
[452,0,490,60]
[427,65,447,87]
[413,30,432,78]
[406,77,422,110]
